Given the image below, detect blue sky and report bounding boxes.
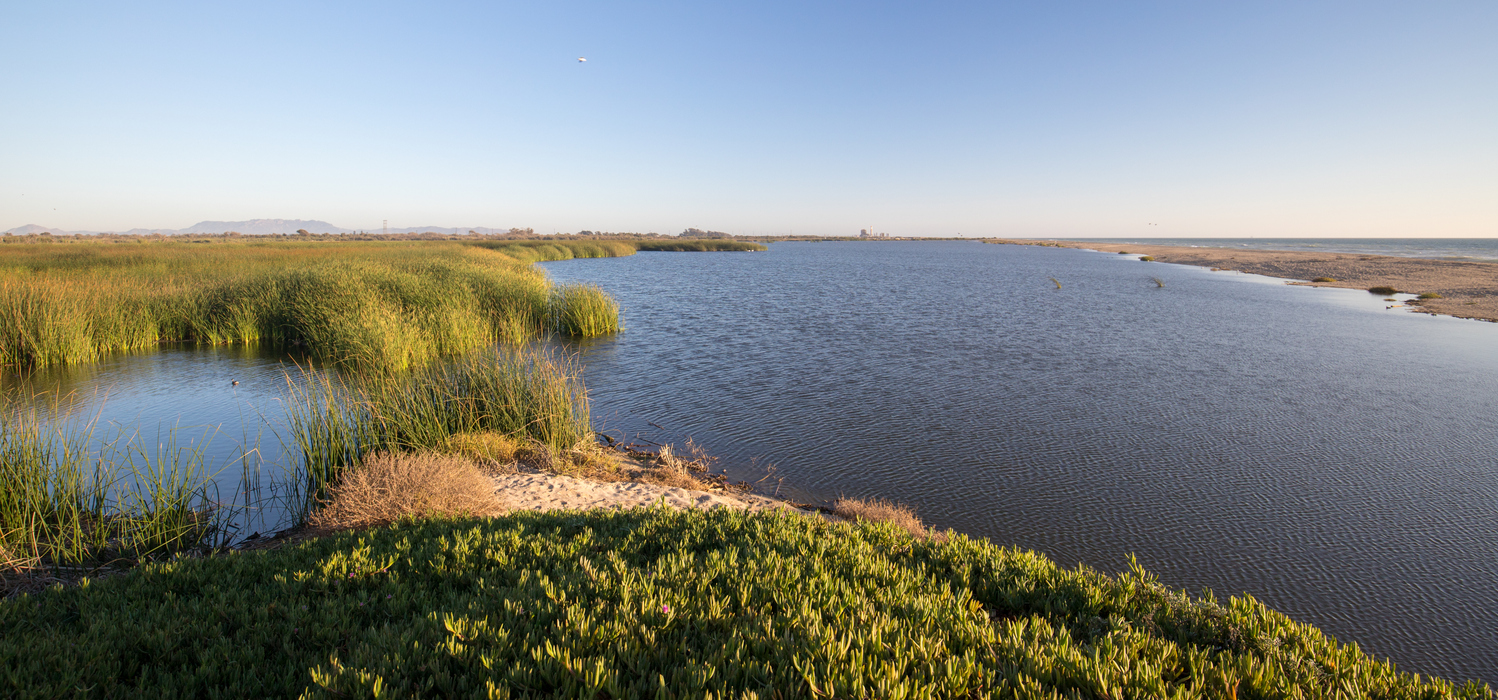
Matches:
[2,1,1494,237]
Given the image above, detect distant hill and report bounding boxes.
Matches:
[3,224,74,235]
[177,219,354,235]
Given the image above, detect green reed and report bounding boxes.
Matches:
[0,406,236,568]
[549,283,622,337]
[284,348,592,518]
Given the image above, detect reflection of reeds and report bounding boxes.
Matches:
[1151,277,1165,288]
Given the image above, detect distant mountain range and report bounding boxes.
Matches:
[4,220,523,236]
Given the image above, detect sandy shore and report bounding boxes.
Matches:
[491,468,819,515]
[987,239,1498,323]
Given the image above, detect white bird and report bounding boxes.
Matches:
[578,57,587,62]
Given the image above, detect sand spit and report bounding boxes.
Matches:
[492,468,821,516]
[987,239,1498,323]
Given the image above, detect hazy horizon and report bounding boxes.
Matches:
[4,2,1494,239]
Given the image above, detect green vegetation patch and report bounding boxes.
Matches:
[1419,292,1444,299]
[1368,286,1399,295]
[2,508,1486,698]
[1139,255,1155,262]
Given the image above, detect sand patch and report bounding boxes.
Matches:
[492,468,819,515]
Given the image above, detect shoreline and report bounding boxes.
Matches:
[985,238,1498,323]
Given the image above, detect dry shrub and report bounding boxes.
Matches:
[309,452,505,530]
[833,497,930,539]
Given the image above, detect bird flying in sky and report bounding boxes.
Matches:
[577,57,586,62]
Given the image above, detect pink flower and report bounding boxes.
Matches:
[662,605,671,613]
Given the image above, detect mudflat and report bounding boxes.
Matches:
[988,239,1498,322]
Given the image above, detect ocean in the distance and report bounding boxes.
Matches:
[1057,237,1498,262]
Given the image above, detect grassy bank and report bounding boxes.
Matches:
[1,507,1487,698]
[0,239,628,372]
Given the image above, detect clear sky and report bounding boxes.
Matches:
[3,1,1494,237]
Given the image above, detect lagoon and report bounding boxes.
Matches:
[541,240,1498,684]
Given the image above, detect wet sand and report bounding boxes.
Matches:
[987,239,1498,322]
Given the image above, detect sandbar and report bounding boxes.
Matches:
[987,239,1498,323]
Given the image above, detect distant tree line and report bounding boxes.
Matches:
[680,228,732,239]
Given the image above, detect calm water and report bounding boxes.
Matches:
[541,241,1498,684]
[1063,237,1498,263]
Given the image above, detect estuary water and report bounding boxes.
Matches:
[541,241,1498,684]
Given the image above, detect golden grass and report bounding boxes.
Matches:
[832,496,930,539]
[308,452,505,530]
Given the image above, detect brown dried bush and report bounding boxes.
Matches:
[309,452,505,530]
[832,497,930,539]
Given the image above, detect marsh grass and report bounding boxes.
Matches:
[0,240,624,372]
[549,283,621,337]
[0,405,239,574]
[285,349,592,518]
[1139,255,1156,262]
[1312,277,1338,283]
[1368,286,1399,295]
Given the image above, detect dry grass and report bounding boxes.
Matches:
[441,431,524,470]
[308,452,506,530]
[436,431,731,493]
[832,496,932,539]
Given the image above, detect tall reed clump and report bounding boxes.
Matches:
[549,283,621,337]
[0,406,229,571]
[285,348,591,518]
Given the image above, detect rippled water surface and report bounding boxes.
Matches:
[543,241,1498,684]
